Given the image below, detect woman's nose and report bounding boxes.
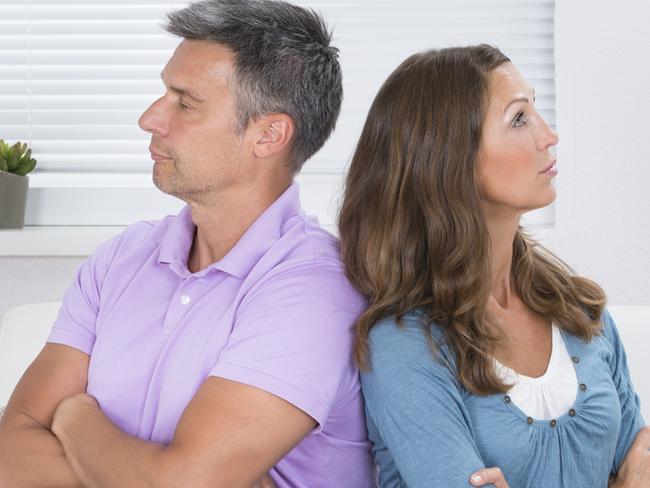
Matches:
[536,116,559,151]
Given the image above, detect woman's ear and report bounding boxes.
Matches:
[252,113,295,159]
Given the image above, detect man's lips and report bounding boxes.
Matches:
[149,148,172,161]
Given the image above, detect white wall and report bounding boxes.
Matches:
[1,0,649,433]
[0,257,82,320]
[546,0,650,305]
[2,0,649,314]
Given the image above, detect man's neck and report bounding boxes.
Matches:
[187,178,292,273]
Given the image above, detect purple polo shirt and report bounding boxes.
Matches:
[47,183,375,488]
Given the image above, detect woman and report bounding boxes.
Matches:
[338,45,648,487]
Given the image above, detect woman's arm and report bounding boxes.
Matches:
[601,309,646,476]
[608,426,650,487]
[362,317,496,487]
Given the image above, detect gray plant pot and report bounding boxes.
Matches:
[0,170,28,229]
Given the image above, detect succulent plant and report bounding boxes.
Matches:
[0,140,37,177]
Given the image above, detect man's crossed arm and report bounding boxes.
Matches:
[0,343,314,488]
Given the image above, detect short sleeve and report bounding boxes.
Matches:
[601,309,646,474]
[47,233,123,355]
[209,261,364,431]
[361,316,493,488]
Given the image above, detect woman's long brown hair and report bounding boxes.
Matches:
[338,45,606,395]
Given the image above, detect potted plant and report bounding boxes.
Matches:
[0,140,37,229]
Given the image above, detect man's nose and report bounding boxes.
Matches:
[138,97,169,137]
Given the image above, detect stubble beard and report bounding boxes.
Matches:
[153,161,216,203]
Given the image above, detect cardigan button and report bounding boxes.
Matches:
[527,417,534,425]
[579,383,587,392]
[569,409,576,417]
[504,395,511,404]
[572,356,580,363]
[550,419,557,427]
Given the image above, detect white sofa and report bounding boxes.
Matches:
[0,303,648,420]
[0,302,62,412]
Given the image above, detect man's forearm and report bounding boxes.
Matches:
[53,402,169,488]
[0,419,84,488]
[52,395,276,488]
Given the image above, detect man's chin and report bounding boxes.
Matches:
[153,174,189,203]
[152,172,172,195]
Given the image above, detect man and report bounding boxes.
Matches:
[0,1,375,486]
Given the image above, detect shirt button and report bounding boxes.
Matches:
[550,419,557,427]
[568,409,576,417]
[527,417,534,425]
[579,383,587,392]
[180,294,190,305]
[572,356,580,364]
[504,395,511,404]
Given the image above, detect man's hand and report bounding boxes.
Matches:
[610,426,650,488]
[40,376,315,488]
[252,473,277,488]
[51,393,100,439]
[470,467,510,487]
[0,344,89,488]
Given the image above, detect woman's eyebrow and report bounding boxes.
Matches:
[503,97,529,115]
[503,88,536,115]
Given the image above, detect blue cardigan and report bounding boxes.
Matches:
[360,309,645,487]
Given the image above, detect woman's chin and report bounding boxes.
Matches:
[542,186,558,206]
[518,190,557,215]
[531,184,557,209]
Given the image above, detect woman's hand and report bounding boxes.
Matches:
[470,467,510,487]
[610,426,650,488]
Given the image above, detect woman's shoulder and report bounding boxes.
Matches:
[365,309,457,373]
[562,307,624,372]
[599,307,621,342]
[369,308,444,343]
[361,310,464,416]
[595,307,628,365]
[570,308,621,353]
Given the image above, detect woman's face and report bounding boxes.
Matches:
[476,62,559,217]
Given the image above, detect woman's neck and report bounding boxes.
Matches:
[483,205,522,309]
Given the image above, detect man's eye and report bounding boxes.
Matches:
[512,111,526,128]
[179,101,191,110]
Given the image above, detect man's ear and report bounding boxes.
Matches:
[252,113,295,159]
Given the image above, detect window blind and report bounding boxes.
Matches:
[0,0,555,225]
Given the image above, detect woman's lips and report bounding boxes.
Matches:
[540,160,558,175]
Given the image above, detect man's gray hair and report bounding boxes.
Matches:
[164,0,343,172]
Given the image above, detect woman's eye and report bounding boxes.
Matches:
[512,111,526,128]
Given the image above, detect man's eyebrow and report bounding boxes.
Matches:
[503,88,536,116]
[160,71,205,103]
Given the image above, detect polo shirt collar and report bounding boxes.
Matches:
[158,182,302,279]
[157,204,195,277]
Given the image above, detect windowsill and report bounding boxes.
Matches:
[0,223,553,257]
[0,172,554,257]
[0,226,125,256]
[1,172,347,256]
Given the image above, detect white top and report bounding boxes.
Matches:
[494,325,578,420]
